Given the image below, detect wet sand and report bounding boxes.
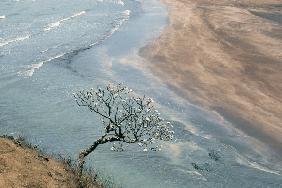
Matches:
[141,0,282,153]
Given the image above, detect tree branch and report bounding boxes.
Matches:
[78,135,120,175]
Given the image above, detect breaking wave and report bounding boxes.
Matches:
[58,9,131,63]
[0,35,31,48]
[17,53,65,77]
[236,154,281,176]
[44,11,86,31]
[0,15,6,19]
[105,9,130,38]
[18,10,131,77]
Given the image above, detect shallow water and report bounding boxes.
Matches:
[251,11,282,25]
[1,0,282,187]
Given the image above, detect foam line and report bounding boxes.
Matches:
[44,11,86,31]
[17,53,65,77]
[0,35,31,48]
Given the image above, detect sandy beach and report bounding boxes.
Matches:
[142,0,282,153]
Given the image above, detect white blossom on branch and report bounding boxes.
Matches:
[74,83,174,174]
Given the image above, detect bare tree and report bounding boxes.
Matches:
[74,83,174,174]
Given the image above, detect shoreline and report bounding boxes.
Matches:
[141,0,282,155]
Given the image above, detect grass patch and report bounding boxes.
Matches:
[0,135,122,188]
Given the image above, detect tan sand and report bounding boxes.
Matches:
[141,0,282,153]
[0,138,98,188]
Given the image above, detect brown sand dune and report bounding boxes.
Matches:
[142,0,282,154]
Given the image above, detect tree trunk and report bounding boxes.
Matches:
[78,135,120,175]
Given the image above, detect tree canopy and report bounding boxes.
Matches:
[74,83,174,172]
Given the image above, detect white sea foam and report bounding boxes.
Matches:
[44,11,86,31]
[40,49,49,53]
[19,62,44,77]
[97,0,124,5]
[116,0,125,6]
[0,35,31,48]
[236,155,281,176]
[19,9,130,77]
[110,10,130,33]
[176,168,207,181]
[18,53,65,77]
[0,15,5,19]
[107,10,130,37]
[89,10,131,47]
[123,9,131,16]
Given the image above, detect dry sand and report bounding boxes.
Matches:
[141,0,282,153]
[0,138,98,188]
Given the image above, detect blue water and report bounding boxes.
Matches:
[1,0,282,187]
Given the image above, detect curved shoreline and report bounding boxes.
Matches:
[141,0,282,155]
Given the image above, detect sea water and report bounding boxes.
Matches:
[0,0,282,187]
